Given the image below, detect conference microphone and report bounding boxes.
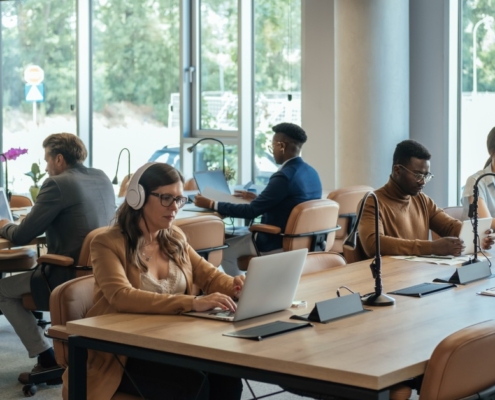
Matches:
[468,203,474,219]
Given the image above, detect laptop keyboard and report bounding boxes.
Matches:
[208,309,235,317]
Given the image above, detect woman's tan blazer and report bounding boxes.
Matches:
[62,225,235,400]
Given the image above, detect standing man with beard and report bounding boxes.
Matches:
[358,139,467,257]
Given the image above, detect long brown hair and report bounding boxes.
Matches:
[484,127,495,169]
[115,163,188,272]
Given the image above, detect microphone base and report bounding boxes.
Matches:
[361,292,395,307]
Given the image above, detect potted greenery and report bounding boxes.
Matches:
[25,162,46,202]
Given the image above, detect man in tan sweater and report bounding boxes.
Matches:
[359,139,492,257]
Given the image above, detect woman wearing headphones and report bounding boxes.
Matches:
[62,163,244,400]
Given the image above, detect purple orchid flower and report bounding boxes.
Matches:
[1,148,28,161]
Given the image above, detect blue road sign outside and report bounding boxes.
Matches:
[25,84,44,103]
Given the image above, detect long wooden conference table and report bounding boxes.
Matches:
[66,256,495,399]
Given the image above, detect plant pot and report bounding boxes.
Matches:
[29,186,40,203]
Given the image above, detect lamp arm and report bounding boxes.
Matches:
[189,138,226,174]
[123,148,131,178]
[113,148,131,184]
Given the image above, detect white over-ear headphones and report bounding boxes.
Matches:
[125,162,156,210]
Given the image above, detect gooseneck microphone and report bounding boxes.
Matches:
[343,191,395,306]
[467,172,495,264]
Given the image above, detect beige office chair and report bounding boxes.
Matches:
[117,174,133,198]
[10,194,34,207]
[175,214,226,268]
[18,226,108,396]
[48,275,140,400]
[302,251,346,275]
[0,193,37,277]
[237,199,340,271]
[184,177,198,191]
[327,185,374,253]
[417,319,495,399]
[431,206,463,241]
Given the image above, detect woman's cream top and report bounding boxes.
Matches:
[140,259,187,294]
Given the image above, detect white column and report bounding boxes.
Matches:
[301,0,337,192]
[334,0,409,189]
[409,0,458,207]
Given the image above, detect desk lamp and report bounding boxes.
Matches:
[467,172,495,265]
[187,138,225,175]
[343,191,395,306]
[112,148,131,185]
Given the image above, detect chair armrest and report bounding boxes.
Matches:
[249,224,282,235]
[45,324,68,341]
[37,254,74,267]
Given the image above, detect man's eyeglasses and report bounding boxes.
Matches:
[150,193,188,208]
[267,141,284,153]
[398,165,434,183]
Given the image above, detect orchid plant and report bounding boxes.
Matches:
[0,148,28,200]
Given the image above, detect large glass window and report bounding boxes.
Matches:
[92,0,180,185]
[1,0,76,195]
[254,0,301,184]
[459,1,495,192]
[199,0,238,131]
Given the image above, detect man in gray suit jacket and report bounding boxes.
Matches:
[0,133,115,384]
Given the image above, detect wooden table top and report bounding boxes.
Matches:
[67,257,495,391]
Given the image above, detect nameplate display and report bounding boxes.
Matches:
[290,293,369,324]
[434,260,493,285]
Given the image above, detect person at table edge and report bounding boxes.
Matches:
[0,133,115,384]
[358,139,493,257]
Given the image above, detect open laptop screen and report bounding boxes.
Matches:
[193,170,231,195]
[0,188,13,222]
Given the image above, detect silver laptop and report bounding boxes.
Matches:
[183,248,308,322]
[0,188,13,222]
[193,170,231,195]
[459,218,492,255]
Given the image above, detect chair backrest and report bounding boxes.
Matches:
[184,177,198,191]
[342,233,369,264]
[283,199,340,252]
[77,226,110,274]
[431,206,463,241]
[49,274,95,367]
[327,185,374,253]
[420,319,495,400]
[174,215,225,267]
[302,251,346,275]
[10,194,34,207]
[117,174,133,198]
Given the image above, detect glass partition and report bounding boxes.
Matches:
[1,0,76,194]
[459,1,495,193]
[254,0,301,184]
[92,0,180,185]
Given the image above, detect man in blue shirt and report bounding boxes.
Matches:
[195,122,322,275]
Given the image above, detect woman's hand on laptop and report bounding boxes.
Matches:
[192,293,237,312]
[430,237,465,256]
[194,194,214,209]
[482,229,495,250]
[232,275,245,299]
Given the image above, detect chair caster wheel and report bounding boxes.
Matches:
[22,384,37,397]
